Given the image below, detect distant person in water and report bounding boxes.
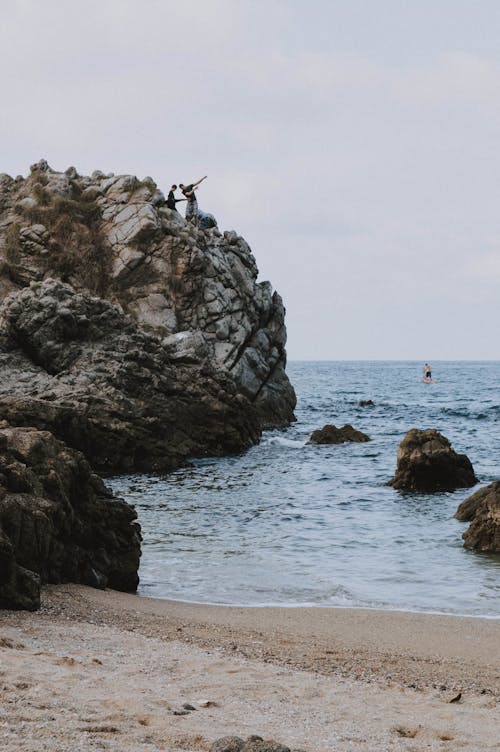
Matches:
[166,184,186,212]
[179,175,207,226]
[423,363,432,382]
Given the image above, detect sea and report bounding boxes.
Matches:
[110,361,500,618]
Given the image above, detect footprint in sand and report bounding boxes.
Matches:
[81,724,120,734]
[393,725,454,742]
[55,656,79,666]
[0,636,25,650]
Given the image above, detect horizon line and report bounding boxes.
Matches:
[287,358,500,363]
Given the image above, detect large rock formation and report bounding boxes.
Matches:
[454,482,500,553]
[0,423,141,611]
[0,278,261,473]
[388,429,478,492]
[0,161,295,609]
[307,424,370,445]
[0,161,296,433]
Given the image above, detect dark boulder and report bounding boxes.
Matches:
[454,482,500,552]
[210,739,245,752]
[388,429,478,492]
[307,424,370,445]
[0,423,141,610]
[210,738,299,752]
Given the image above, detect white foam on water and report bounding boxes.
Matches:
[264,436,306,449]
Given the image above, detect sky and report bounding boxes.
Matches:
[1,0,499,360]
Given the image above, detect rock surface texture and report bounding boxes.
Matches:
[0,423,141,610]
[307,424,370,445]
[210,737,305,752]
[454,482,500,553]
[388,429,478,492]
[0,161,296,437]
[0,161,295,608]
[0,279,261,473]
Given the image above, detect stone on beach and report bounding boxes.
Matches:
[307,423,370,445]
[210,737,296,752]
[211,738,245,752]
[388,428,478,491]
[454,481,500,552]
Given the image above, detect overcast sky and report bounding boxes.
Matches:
[2,1,499,359]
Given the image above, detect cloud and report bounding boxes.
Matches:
[463,251,500,285]
[1,0,499,358]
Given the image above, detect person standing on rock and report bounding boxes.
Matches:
[179,176,207,226]
[166,185,186,212]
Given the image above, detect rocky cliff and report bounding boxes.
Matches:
[0,160,296,609]
[0,160,296,440]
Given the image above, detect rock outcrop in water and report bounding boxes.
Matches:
[0,160,296,437]
[388,429,478,492]
[0,279,261,473]
[0,423,141,611]
[307,424,370,445]
[454,482,500,553]
[0,160,296,609]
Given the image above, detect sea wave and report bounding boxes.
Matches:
[110,360,500,617]
[264,436,306,449]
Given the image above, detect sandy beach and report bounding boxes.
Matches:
[0,585,498,751]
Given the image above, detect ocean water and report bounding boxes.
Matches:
[110,361,500,617]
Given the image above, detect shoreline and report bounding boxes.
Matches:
[135,589,500,620]
[1,584,499,751]
[14,584,500,694]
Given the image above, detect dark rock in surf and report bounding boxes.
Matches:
[454,481,500,552]
[388,428,478,492]
[307,424,370,445]
[0,423,141,611]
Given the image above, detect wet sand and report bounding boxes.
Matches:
[0,584,498,751]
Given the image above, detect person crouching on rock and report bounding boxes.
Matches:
[166,184,186,212]
[179,176,207,227]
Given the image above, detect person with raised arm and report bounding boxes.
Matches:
[179,175,207,226]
